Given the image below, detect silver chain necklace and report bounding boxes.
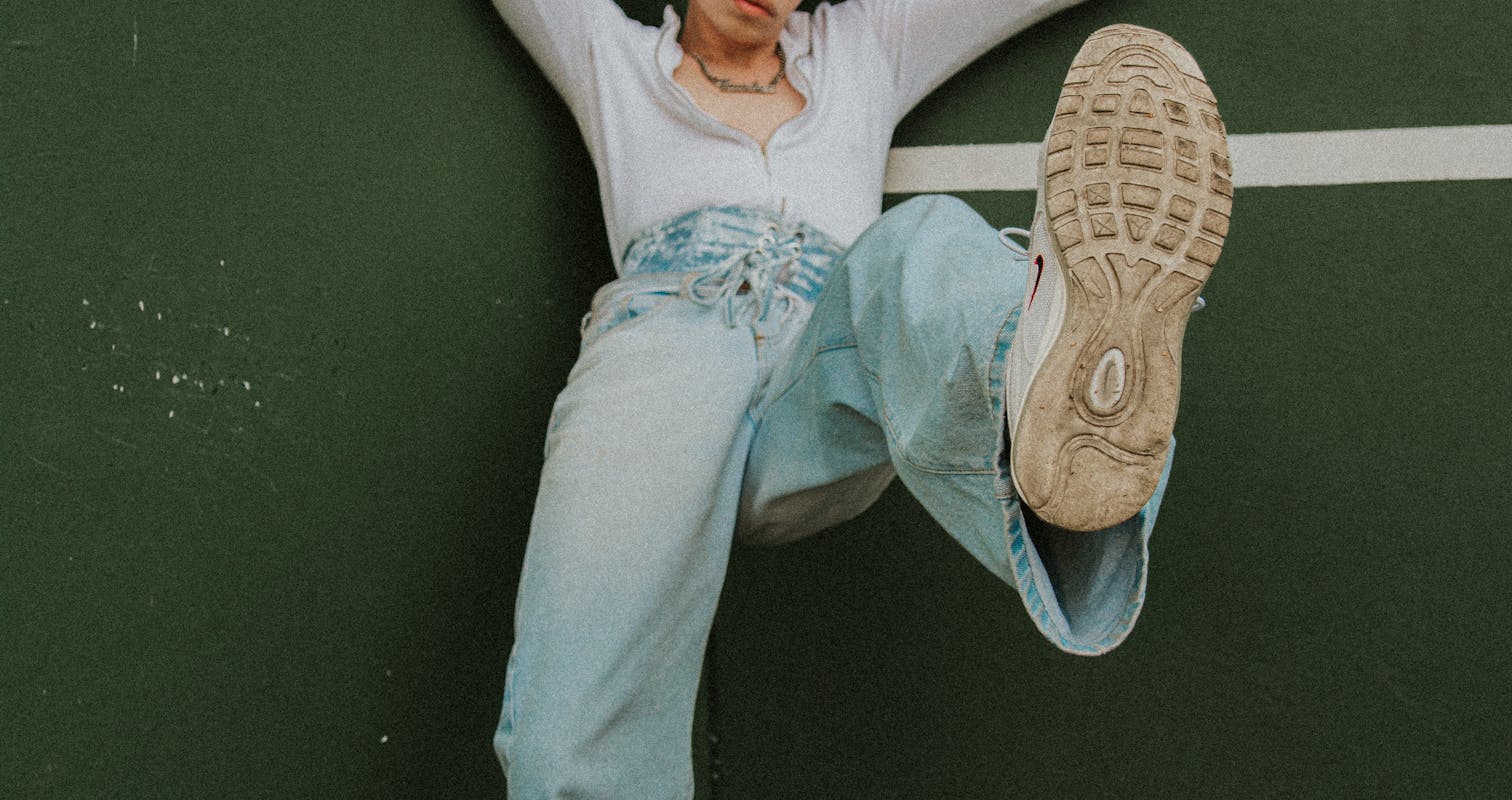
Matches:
[690,43,785,94]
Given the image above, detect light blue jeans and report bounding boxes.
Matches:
[495,196,1171,799]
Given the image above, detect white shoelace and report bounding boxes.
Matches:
[997,226,1030,257]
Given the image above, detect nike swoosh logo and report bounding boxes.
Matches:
[1027,254,1044,309]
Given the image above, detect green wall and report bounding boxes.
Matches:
[4,1,1509,797]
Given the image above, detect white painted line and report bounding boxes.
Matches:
[1227,125,1512,187]
[883,124,1512,193]
[885,142,1044,193]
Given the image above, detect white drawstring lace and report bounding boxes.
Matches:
[686,228,803,327]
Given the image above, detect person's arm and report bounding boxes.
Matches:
[490,0,629,118]
[853,0,1088,120]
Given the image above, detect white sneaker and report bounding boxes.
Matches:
[1003,24,1233,532]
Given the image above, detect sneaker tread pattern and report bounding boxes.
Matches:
[1012,24,1232,531]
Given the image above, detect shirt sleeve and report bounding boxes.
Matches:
[850,0,1088,120]
[489,0,630,119]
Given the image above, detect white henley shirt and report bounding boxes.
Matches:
[491,0,1081,270]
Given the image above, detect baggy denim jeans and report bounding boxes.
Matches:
[495,196,1172,799]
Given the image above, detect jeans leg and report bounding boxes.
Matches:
[497,299,756,799]
[742,195,1170,655]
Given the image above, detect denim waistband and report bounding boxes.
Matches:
[620,206,846,311]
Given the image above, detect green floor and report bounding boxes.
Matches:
[4,1,1510,797]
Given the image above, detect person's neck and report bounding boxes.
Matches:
[680,10,777,69]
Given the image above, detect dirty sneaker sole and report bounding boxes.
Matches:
[1010,24,1232,532]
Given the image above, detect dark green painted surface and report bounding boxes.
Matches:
[895,0,1512,145]
[3,2,598,796]
[4,1,1510,798]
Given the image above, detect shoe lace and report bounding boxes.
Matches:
[997,227,1030,258]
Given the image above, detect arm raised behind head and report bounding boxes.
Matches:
[851,0,1088,120]
[490,0,636,117]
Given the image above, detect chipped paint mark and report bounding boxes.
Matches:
[168,410,175,418]
[221,326,230,336]
[171,374,180,385]
[242,380,251,391]
[379,735,389,744]
[89,320,98,329]
[240,462,279,493]
[155,370,161,380]
[27,453,64,475]
[155,312,162,321]
[94,429,138,449]
[138,300,145,312]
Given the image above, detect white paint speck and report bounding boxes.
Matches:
[254,401,261,409]
[156,312,162,321]
[137,300,145,312]
[89,320,98,329]
[194,380,204,390]
[221,326,230,336]
[171,375,180,385]
[168,410,175,418]
[82,299,90,306]
[219,259,225,266]
[242,381,251,391]
[379,735,389,744]
[155,371,161,380]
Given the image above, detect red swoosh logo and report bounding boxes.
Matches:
[1027,254,1044,309]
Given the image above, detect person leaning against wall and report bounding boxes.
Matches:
[485,0,1234,796]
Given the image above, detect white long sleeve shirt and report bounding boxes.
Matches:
[491,0,1081,270]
